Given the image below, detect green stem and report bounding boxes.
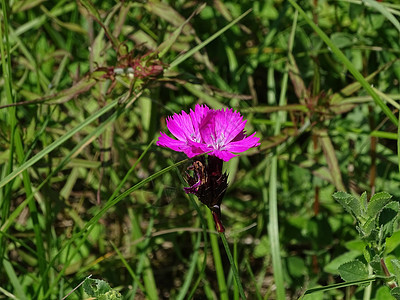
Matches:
[362,265,373,300]
[206,211,229,300]
[174,165,210,299]
[219,232,246,300]
[398,111,400,173]
[268,157,285,300]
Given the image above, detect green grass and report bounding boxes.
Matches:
[1,1,400,299]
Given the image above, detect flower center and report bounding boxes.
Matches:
[190,133,201,143]
[208,133,225,150]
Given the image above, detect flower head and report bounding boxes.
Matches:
[157,104,260,161]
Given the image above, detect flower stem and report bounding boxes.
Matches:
[362,264,373,300]
[206,211,229,300]
[219,232,246,300]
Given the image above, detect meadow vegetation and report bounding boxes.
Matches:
[1,0,400,299]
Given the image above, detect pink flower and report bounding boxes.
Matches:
[157,104,260,161]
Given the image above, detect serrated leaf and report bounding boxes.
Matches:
[370,255,385,276]
[375,286,394,300]
[83,278,112,297]
[367,192,392,217]
[378,201,399,240]
[359,191,368,212]
[363,247,371,264]
[386,231,400,254]
[361,217,376,238]
[338,260,369,282]
[391,287,400,300]
[324,250,361,274]
[333,191,361,219]
[98,290,122,300]
[391,259,400,283]
[364,227,379,243]
[363,246,378,265]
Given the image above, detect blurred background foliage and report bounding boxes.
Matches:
[1,0,400,299]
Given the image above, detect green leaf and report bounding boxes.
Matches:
[254,235,270,258]
[359,191,368,213]
[332,191,361,219]
[301,290,324,300]
[345,239,366,253]
[362,0,400,35]
[83,277,112,297]
[391,259,400,283]
[386,231,400,254]
[287,256,306,278]
[338,260,369,282]
[391,287,400,300]
[367,192,392,217]
[375,286,395,300]
[324,250,361,274]
[370,255,385,276]
[360,218,376,238]
[330,32,354,49]
[98,290,123,300]
[378,201,399,239]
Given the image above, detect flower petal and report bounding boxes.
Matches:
[210,149,238,161]
[199,108,247,150]
[157,132,202,157]
[214,108,246,144]
[157,104,259,161]
[157,132,186,150]
[224,132,260,153]
[167,110,195,142]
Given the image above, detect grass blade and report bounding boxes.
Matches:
[398,112,400,173]
[110,242,147,294]
[168,8,252,69]
[362,0,400,34]
[0,99,119,189]
[156,3,206,59]
[14,128,48,292]
[176,232,202,300]
[288,0,398,126]
[131,210,158,300]
[0,0,16,276]
[41,147,191,298]
[3,257,28,300]
[318,130,346,191]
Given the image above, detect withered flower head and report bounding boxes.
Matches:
[184,156,228,232]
